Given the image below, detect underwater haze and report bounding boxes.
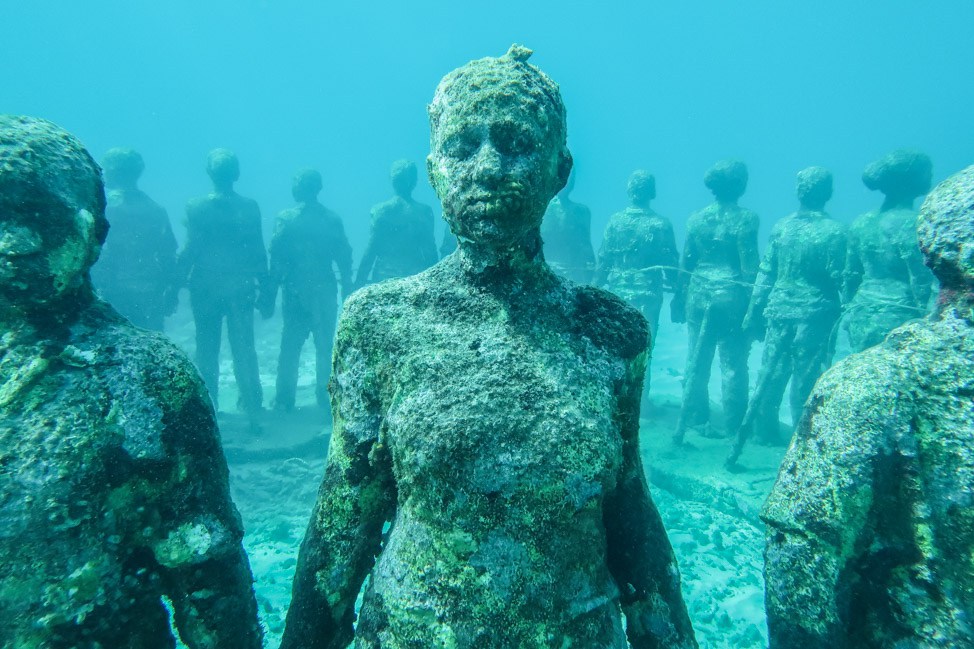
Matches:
[4,1,974,648]
[6,0,973,249]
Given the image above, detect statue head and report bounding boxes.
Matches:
[102,147,144,190]
[863,149,932,207]
[627,170,656,206]
[917,165,974,292]
[427,44,572,249]
[390,159,418,197]
[0,115,108,311]
[292,168,323,203]
[206,148,240,189]
[796,166,833,211]
[704,160,748,203]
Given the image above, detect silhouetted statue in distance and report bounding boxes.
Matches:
[841,149,934,352]
[355,159,438,287]
[763,164,974,648]
[595,170,679,408]
[263,168,353,411]
[672,160,760,445]
[280,45,696,649]
[727,167,847,468]
[178,148,270,422]
[541,168,596,284]
[90,147,178,331]
[0,115,262,648]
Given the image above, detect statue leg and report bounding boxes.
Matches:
[275,298,311,411]
[674,309,717,444]
[190,287,224,410]
[310,291,339,408]
[226,288,263,415]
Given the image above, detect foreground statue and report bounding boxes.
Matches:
[726,167,847,467]
[541,168,596,284]
[595,170,679,406]
[281,46,696,649]
[264,169,353,411]
[0,116,262,647]
[841,149,934,352]
[672,160,760,444]
[763,165,974,647]
[90,147,178,331]
[355,159,438,287]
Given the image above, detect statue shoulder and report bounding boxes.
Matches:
[571,284,649,360]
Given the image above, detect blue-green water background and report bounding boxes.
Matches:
[5,0,973,251]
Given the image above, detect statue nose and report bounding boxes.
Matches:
[472,143,504,188]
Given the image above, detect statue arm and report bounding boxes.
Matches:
[152,361,263,648]
[175,202,202,287]
[842,230,863,303]
[743,229,777,336]
[671,226,695,323]
[334,220,354,297]
[280,312,396,649]
[762,361,895,648]
[738,212,761,285]
[902,224,933,308]
[605,350,697,649]
[660,219,680,292]
[354,214,380,287]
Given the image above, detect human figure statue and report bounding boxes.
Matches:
[762,164,974,648]
[541,168,596,284]
[177,148,270,422]
[726,167,847,468]
[280,45,696,649]
[354,159,438,287]
[672,160,760,445]
[263,169,353,411]
[0,115,262,648]
[90,147,178,331]
[440,227,458,258]
[841,149,934,352]
[595,170,679,407]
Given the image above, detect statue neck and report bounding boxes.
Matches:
[455,228,549,284]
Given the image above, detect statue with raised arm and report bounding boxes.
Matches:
[541,168,596,284]
[841,149,935,352]
[763,164,974,647]
[90,147,178,331]
[280,46,696,649]
[264,168,353,411]
[0,115,262,648]
[726,167,847,467]
[595,170,679,407]
[355,159,438,287]
[672,160,760,445]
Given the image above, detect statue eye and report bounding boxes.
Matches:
[491,123,534,157]
[442,129,481,160]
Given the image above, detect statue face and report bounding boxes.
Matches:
[0,206,96,308]
[429,100,569,247]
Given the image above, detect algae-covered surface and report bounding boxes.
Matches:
[166,291,783,648]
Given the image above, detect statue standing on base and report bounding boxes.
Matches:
[90,147,178,331]
[178,149,270,421]
[263,169,353,411]
[672,160,760,445]
[595,170,679,408]
[0,115,262,648]
[763,164,974,648]
[726,167,847,467]
[281,45,696,649]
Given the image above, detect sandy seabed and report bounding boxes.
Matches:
[163,292,786,649]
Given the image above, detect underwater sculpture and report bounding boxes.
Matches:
[264,168,353,411]
[762,164,974,648]
[726,167,847,467]
[90,147,178,331]
[0,116,262,647]
[541,168,596,284]
[672,160,760,445]
[355,159,439,287]
[595,170,679,406]
[841,149,934,352]
[280,45,697,649]
[178,148,270,420]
